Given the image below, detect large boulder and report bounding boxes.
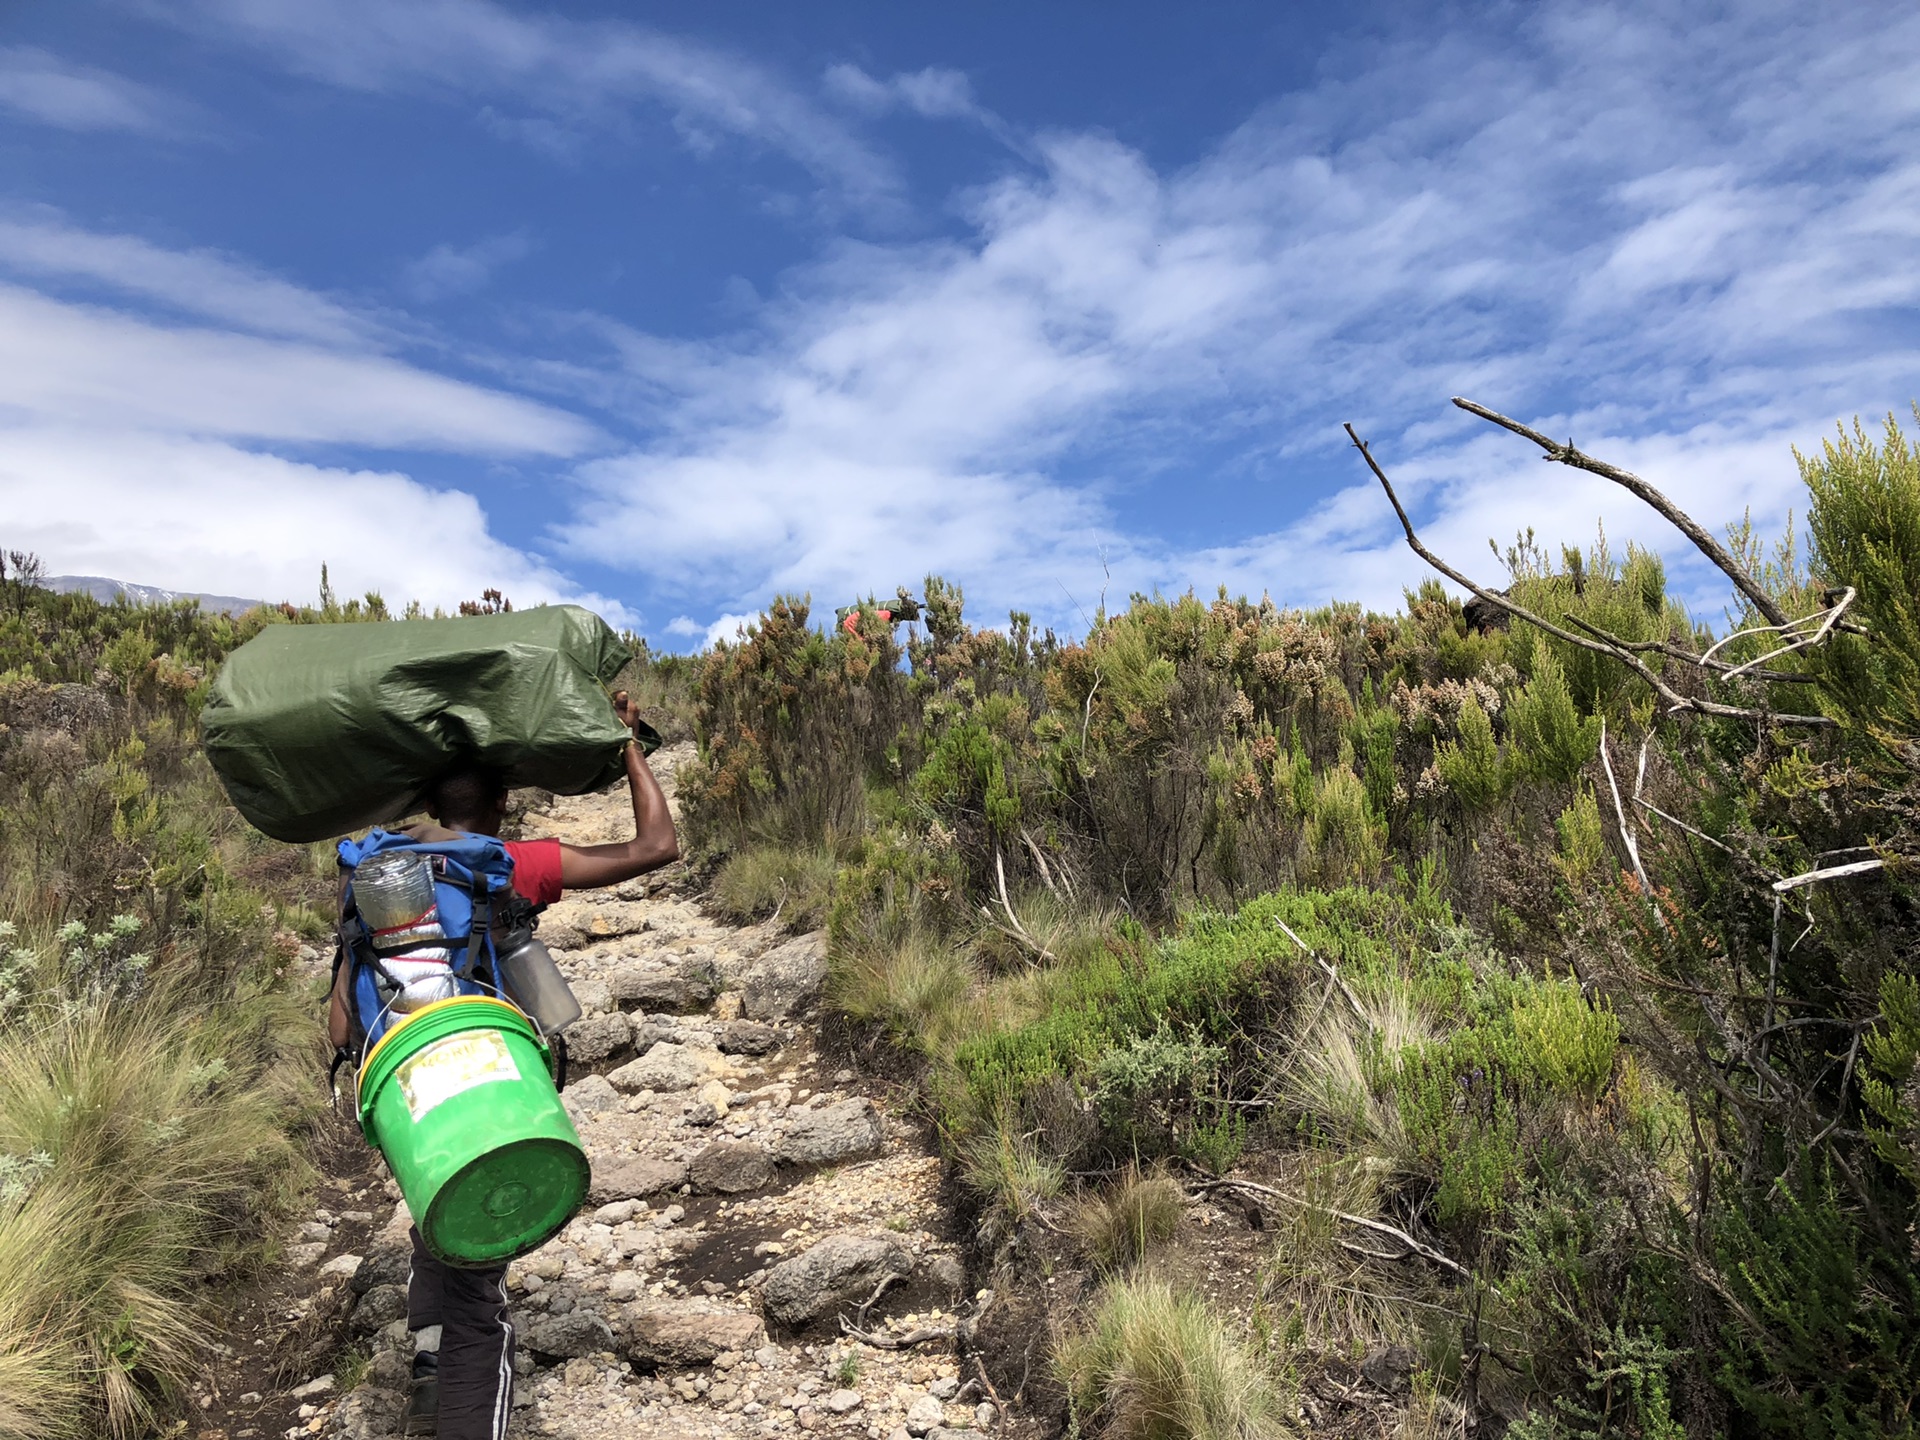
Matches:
[588,1156,688,1204]
[626,1301,765,1367]
[776,1099,884,1167]
[740,933,827,1020]
[761,1233,914,1328]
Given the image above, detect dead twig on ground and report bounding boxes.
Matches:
[1189,1177,1483,1290]
[839,1317,956,1348]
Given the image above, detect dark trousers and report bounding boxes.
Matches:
[407,1227,515,1440]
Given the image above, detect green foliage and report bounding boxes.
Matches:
[1710,1157,1920,1438]
[1507,639,1601,785]
[1554,789,1608,889]
[1434,692,1505,810]
[1861,972,1920,1181]
[1802,410,1920,748]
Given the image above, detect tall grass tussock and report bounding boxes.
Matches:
[1058,1276,1290,1440]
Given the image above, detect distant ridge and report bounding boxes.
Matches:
[47,575,266,616]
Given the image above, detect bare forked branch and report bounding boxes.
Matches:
[1343,424,1836,729]
[1451,396,1792,628]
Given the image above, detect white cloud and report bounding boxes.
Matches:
[824,64,978,122]
[173,0,900,206]
[0,220,618,624]
[0,211,376,345]
[0,424,633,623]
[403,232,534,302]
[0,283,593,453]
[0,46,189,134]
[553,0,1920,635]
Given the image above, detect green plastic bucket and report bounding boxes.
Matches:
[358,996,590,1267]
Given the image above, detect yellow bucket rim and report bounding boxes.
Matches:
[357,994,527,1106]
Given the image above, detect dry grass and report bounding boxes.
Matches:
[827,923,980,1053]
[711,841,839,932]
[0,998,308,1438]
[1069,1167,1186,1270]
[1278,978,1434,1170]
[1058,1275,1292,1440]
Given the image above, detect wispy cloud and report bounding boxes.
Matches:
[551,0,1920,632]
[0,211,376,345]
[0,283,593,453]
[172,0,901,207]
[403,231,534,302]
[0,45,191,135]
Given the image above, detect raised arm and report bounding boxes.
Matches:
[556,691,679,890]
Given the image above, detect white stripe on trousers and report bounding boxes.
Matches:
[490,1277,514,1440]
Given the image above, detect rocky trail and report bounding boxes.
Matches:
[196,746,1006,1440]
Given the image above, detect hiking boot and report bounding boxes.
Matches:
[402,1353,438,1436]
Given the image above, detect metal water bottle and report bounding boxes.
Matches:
[495,927,582,1035]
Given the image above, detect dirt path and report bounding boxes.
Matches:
[207,747,997,1440]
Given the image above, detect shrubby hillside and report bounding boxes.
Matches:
[677,414,1920,1439]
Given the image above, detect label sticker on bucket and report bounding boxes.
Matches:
[396,1030,522,1121]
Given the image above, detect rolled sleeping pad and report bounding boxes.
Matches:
[357,996,590,1267]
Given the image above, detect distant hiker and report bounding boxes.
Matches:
[834,588,922,635]
[326,690,678,1440]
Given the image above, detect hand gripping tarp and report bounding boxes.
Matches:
[202,606,633,842]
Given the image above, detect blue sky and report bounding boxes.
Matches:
[1,1,1917,644]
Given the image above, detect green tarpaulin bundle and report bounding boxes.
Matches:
[202,606,635,842]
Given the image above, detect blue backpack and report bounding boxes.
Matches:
[333,828,520,1057]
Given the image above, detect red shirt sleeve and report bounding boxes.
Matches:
[503,838,564,906]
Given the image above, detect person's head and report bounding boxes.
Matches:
[426,764,509,836]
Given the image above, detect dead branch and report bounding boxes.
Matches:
[1189,1178,1482,1289]
[1703,588,1857,678]
[853,1271,908,1327]
[839,1317,956,1348]
[980,847,1058,963]
[1021,826,1065,900]
[1451,397,1791,628]
[1344,425,1836,729]
[1274,917,1366,1020]
[1599,721,1651,891]
[1771,858,1886,893]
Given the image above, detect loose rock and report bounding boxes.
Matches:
[626,1301,766,1366]
[607,1042,710,1093]
[775,1098,885,1167]
[562,1011,632,1065]
[761,1233,914,1327]
[563,1073,621,1114]
[690,1140,773,1194]
[717,1018,781,1055]
[524,1309,616,1359]
[587,1156,688,1204]
[740,933,827,1019]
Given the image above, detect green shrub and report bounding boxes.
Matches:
[1434,693,1505,811]
[1801,410,1920,748]
[1507,639,1600,786]
[1058,1276,1291,1440]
